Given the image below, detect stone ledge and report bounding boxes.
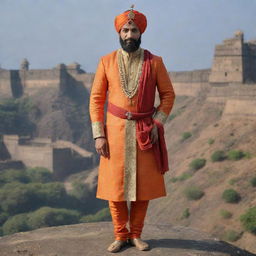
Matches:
[0,222,254,256]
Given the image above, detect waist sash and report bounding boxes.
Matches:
[108,102,169,174]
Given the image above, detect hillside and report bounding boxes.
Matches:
[146,94,256,254]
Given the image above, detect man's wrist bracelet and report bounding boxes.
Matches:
[94,136,106,140]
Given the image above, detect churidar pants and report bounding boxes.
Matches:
[108,200,149,241]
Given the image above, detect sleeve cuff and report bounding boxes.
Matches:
[92,121,105,139]
[153,110,168,125]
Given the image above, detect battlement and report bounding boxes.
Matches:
[0,31,255,99]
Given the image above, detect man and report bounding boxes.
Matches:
[89,6,175,253]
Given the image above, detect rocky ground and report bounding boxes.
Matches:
[0,222,255,256]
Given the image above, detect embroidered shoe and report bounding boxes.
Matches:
[107,240,127,253]
[129,238,150,251]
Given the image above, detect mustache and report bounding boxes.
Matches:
[119,36,141,53]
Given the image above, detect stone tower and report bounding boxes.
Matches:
[209,31,256,84]
[20,58,29,70]
[209,31,244,84]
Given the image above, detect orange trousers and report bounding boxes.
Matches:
[108,200,149,241]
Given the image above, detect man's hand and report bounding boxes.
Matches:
[150,123,158,144]
[95,137,109,158]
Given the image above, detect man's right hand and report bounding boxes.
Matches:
[95,137,109,158]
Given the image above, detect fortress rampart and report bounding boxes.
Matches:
[0,31,255,117]
[1,135,94,179]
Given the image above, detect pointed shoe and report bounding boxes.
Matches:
[107,240,127,253]
[129,238,150,251]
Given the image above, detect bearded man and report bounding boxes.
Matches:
[89,6,175,253]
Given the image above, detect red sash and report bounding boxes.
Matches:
[136,50,169,174]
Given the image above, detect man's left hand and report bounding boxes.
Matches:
[150,123,158,144]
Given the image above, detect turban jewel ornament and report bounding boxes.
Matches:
[114,5,147,34]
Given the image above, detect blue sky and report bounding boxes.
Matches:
[0,0,255,72]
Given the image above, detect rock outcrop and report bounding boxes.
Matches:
[0,222,255,256]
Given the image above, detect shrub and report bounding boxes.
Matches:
[27,207,80,229]
[189,159,206,171]
[38,182,68,207]
[219,209,232,219]
[181,208,190,219]
[0,182,37,215]
[0,169,29,187]
[2,213,30,235]
[240,207,256,234]
[0,98,36,135]
[170,177,178,183]
[0,212,8,225]
[208,138,215,145]
[80,207,111,223]
[178,172,193,181]
[222,189,241,203]
[181,132,192,141]
[250,176,256,187]
[228,178,239,185]
[184,186,204,200]
[211,151,226,162]
[70,182,91,201]
[26,167,53,183]
[227,150,245,160]
[222,230,242,242]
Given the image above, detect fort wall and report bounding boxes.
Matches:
[1,135,94,179]
[170,69,210,96]
[0,70,12,99]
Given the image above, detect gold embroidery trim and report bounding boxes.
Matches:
[124,119,137,201]
[92,121,105,139]
[117,48,144,99]
[153,110,168,125]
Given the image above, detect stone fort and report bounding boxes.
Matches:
[0,31,256,175]
[0,31,255,100]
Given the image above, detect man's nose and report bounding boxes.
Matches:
[126,30,133,38]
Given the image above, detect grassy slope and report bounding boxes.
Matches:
[147,95,256,253]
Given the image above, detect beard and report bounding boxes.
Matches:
[119,36,141,53]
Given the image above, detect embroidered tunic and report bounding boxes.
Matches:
[89,48,175,201]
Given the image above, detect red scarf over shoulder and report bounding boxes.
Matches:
[136,50,169,174]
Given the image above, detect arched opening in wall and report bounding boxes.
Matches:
[225,72,228,77]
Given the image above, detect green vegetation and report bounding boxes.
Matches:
[181,208,190,219]
[219,209,233,219]
[170,172,193,183]
[228,178,240,185]
[2,207,80,235]
[222,189,241,203]
[189,158,206,171]
[181,132,192,141]
[227,150,245,161]
[0,98,36,135]
[211,150,226,162]
[208,138,215,145]
[240,207,256,234]
[80,208,111,223]
[250,177,256,187]
[2,213,30,235]
[222,230,242,242]
[27,207,80,230]
[0,168,108,236]
[184,186,204,200]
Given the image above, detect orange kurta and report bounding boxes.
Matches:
[89,48,175,201]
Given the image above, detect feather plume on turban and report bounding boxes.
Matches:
[114,9,147,34]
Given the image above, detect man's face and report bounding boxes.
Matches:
[119,22,141,53]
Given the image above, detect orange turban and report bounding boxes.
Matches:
[114,9,147,34]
